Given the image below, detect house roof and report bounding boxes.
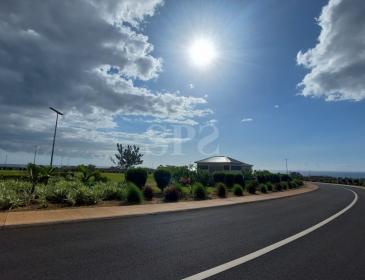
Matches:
[195,156,252,166]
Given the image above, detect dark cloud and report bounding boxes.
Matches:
[0,0,211,158]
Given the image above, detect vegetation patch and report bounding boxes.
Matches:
[193,183,207,200]
[233,184,243,196]
[216,182,226,198]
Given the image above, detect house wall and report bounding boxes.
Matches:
[197,163,252,173]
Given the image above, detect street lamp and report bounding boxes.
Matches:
[49,107,63,167]
[285,158,289,175]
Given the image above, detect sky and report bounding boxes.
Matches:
[0,0,365,172]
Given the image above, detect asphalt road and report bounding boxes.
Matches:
[0,183,364,280]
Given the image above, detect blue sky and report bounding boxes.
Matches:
[1,0,364,172]
[140,0,365,171]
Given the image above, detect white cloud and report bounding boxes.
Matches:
[0,0,212,158]
[274,105,279,109]
[297,0,365,101]
[241,118,253,123]
[189,83,194,89]
[206,119,218,126]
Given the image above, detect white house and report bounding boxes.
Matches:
[195,156,253,173]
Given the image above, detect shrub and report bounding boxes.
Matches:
[126,183,143,204]
[0,182,21,209]
[143,185,153,201]
[46,180,71,203]
[293,179,304,187]
[260,184,268,193]
[281,181,289,190]
[234,174,244,187]
[93,182,124,201]
[288,181,295,189]
[126,168,148,189]
[193,182,207,200]
[154,169,171,192]
[266,182,273,192]
[193,170,212,186]
[225,173,235,188]
[233,184,243,196]
[164,186,180,202]
[34,184,48,208]
[275,183,282,191]
[247,180,258,194]
[66,184,97,206]
[216,182,226,198]
[213,172,226,184]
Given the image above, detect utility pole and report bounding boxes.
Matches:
[33,146,38,165]
[285,158,289,175]
[49,107,64,167]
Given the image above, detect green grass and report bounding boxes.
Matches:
[102,172,160,192]
[102,172,124,182]
[0,170,26,176]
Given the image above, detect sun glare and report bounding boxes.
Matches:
[189,38,217,67]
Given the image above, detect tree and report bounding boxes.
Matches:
[111,144,143,170]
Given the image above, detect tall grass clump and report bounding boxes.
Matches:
[216,182,226,198]
[126,183,143,204]
[266,182,273,192]
[259,184,268,193]
[193,182,207,200]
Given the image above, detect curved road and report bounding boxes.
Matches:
[0,183,364,279]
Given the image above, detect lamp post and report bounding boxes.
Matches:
[49,107,63,167]
[33,145,38,165]
[285,158,289,175]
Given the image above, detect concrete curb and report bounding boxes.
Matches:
[0,183,318,229]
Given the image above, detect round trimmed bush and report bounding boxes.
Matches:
[142,185,153,201]
[126,168,148,189]
[247,180,258,194]
[193,183,207,200]
[216,182,226,198]
[154,169,171,192]
[233,184,243,196]
[164,186,179,202]
[126,183,143,204]
[260,184,268,194]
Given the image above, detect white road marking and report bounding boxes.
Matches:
[182,188,358,280]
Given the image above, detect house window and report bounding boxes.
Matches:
[224,165,230,170]
[231,165,242,171]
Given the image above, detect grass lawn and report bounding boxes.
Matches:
[102,172,124,182]
[0,170,26,176]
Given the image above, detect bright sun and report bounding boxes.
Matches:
[189,38,217,67]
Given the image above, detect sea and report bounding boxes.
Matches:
[294,171,365,179]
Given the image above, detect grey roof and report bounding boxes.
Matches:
[195,156,252,166]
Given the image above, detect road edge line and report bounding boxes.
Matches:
[182,187,358,280]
